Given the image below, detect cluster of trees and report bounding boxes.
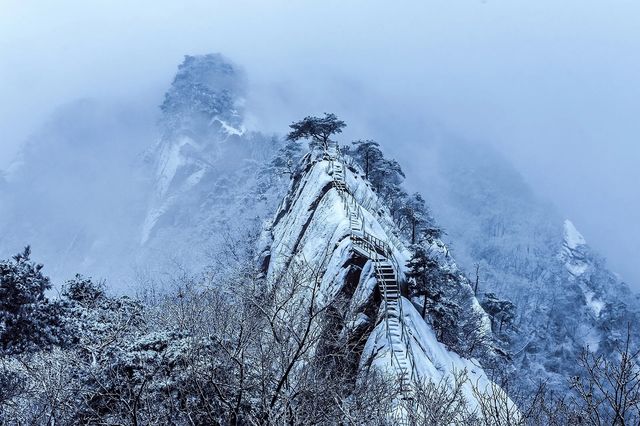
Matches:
[270,139,304,178]
[0,248,400,424]
[341,139,442,248]
[404,238,492,360]
[1,248,638,424]
[481,292,517,335]
[0,247,67,355]
[343,140,405,204]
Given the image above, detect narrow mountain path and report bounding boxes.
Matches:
[324,142,416,401]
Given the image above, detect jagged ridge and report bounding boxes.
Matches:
[262,142,515,421]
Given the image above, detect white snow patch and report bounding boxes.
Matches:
[155,137,191,198]
[560,220,589,276]
[214,118,245,136]
[564,219,586,249]
[584,290,604,317]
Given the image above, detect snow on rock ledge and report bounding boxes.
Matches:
[560,219,589,277]
[563,219,586,249]
[264,150,516,418]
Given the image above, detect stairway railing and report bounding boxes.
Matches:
[323,141,417,398]
[330,143,406,255]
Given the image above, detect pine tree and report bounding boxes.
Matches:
[481,293,516,333]
[406,243,468,346]
[343,139,405,198]
[0,247,65,354]
[344,140,384,180]
[406,244,435,319]
[399,193,432,244]
[369,158,405,198]
[62,274,106,308]
[271,139,303,177]
[405,245,454,322]
[286,113,346,149]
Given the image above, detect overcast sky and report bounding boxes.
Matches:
[1,0,639,285]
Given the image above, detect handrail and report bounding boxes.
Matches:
[324,142,417,399]
[330,142,406,254]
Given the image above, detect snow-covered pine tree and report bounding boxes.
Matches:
[286,113,346,149]
[481,293,517,334]
[397,192,433,244]
[62,274,106,308]
[270,139,304,178]
[343,139,405,200]
[0,247,66,355]
[405,243,460,342]
[343,139,384,181]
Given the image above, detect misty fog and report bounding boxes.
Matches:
[1,0,638,288]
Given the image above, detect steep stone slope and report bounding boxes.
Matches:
[139,54,285,277]
[261,144,514,420]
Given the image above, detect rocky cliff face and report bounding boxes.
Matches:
[557,220,639,353]
[260,144,514,420]
[139,54,284,277]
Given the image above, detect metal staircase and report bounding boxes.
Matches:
[323,142,416,400]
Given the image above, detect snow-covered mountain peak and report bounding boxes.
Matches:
[141,54,260,246]
[159,53,245,137]
[263,146,515,421]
